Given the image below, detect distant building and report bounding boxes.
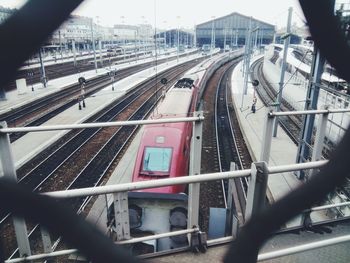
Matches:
[138,24,153,38]
[196,12,275,49]
[0,6,16,24]
[50,15,114,49]
[113,24,139,42]
[155,29,194,48]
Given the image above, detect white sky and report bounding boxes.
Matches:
[1,0,307,29]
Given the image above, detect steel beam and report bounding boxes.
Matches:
[312,111,328,162]
[113,192,130,241]
[226,162,239,237]
[273,7,292,137]
[296,47,326,179]
[38,48,47,87]
[260,110,275,163]
[188,111,203,230]
[40,226,52,254]
[244,162,268,221]
[0,121,31,257]
[0,116,204,133]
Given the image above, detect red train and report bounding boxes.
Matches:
[127,73,201,254]
[132,76,199,193]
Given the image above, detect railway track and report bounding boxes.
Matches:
[1,60,201,260]
[7,50,199,93]
[251,58,302,144]
[199,56,252,231]
[5,62,155,142]
[251,58,335,157]
[6,51,152,92]
[215,60,251,213]
[3,54,197,142]
[253,56,350,219]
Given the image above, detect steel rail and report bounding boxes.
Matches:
[214,66,230,208]
[223,68,248,198]
[3,63,198,259]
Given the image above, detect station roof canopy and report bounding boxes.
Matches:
[196,12,275,30]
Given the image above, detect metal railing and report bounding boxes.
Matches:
[260,108,350,164]
[1,109,350,262]
[4,159,350,263]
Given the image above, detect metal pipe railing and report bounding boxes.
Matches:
[6,233,350,263]
[257,234,350,261]
[116,228,199,245]
[308,201,350,212]
[44,161,325,199]
[5,249,78,263]
[2,108,349,263]
[0,116,204,133]
[269,108,350,117]
[45,169,251,198]
[267,160,328,174]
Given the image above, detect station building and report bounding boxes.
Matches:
[196,12,275,49]
[155,29,195,48]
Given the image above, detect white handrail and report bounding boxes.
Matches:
[116,227,198,245]
[6,233,350,263]
[5,249,78,263]
[269,108,350,117]
[45,160,325,199]
[257,234,350,261]
[0,116,204,133]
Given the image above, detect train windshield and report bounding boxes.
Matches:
[142,147,172,174]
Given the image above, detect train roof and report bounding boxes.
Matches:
[153,88,193,118]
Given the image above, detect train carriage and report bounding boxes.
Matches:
[127,74,200,253]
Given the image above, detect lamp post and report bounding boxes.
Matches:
[90,18,98,73]
[177,16,180,63]
[163,21,167,52]
[38,47,47,87]
[59,30,63,60]
[95,16,103,67]
[194,23,197,48]
[273,7,293,137]
[141,16,146,58]
[240,17,253,110]
[224,24,227,52]
[121,16,126,61]
[211,16,215,57]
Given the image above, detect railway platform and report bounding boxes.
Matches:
[19,47,179,71]
[230,55,312,227]
[231,55,301,192]
[3,52,202,171]
[231,53,343,226]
